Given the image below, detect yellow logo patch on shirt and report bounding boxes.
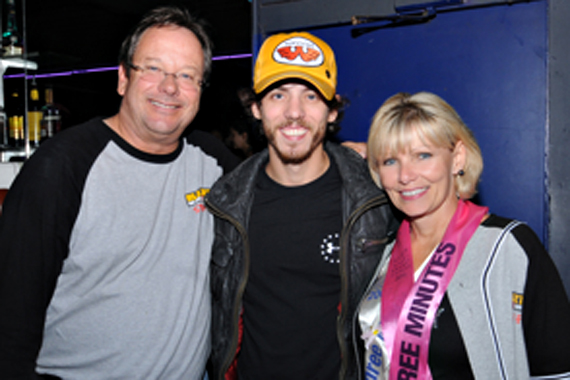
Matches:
[185,187,210,213]
[512,292,524,311]
[512,292,523,324]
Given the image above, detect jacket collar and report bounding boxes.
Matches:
[206,142,386,223]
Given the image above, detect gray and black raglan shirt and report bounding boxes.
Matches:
[0,118,239,379]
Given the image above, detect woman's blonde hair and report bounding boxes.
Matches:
[367,92,483,199]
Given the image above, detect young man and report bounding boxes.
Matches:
[0,6,238,379]
[206,32,398,380]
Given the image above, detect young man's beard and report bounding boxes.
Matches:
[265,121,327,165]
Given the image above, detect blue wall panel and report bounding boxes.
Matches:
[307,1,547,241]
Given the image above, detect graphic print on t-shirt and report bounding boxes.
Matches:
[185,187,210,214]
[321,232,340,264]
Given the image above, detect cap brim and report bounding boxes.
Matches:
[254,71,335,101]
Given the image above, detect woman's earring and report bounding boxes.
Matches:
[458,169,465,176]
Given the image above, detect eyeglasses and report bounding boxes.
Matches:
[128,63,205,90]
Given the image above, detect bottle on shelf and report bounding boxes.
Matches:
[41,85,61,142]
[27,79,42,147]
[2,0,23,57]
[7,90,24,148]
[0,106,7,147]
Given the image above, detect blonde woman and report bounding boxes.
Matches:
[359,92,570,379]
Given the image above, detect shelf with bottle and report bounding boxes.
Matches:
[0,79,66,163]
[0,59,38,162]
[0,0,39,162]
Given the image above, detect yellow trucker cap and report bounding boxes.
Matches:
[253,32,337,101]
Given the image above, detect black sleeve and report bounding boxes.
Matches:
[186,129,241,174]
[0,126,97,379]
[515,224,570,376]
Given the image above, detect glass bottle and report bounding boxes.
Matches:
[2,0,23,57]
[27,80,42,147]
[7,90,24,148]
[41,86,61,142]
[0,106,7,147]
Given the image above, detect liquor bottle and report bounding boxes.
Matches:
[7,90,24,148]
[27,80,42,147]
[2,0,23,57]
[0,106,7,147]
[40,86,61,142]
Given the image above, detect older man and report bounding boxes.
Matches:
[0,6,238,379]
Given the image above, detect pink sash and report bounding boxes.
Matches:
[382,200,488,379]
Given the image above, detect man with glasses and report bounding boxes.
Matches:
[0,6,238,379]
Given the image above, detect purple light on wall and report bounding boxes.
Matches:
[4,65,119,79]
[4,53,252,79]
[212,53,252,61]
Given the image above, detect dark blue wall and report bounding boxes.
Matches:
[307,1,548,243]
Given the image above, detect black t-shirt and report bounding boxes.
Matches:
[237,159,343,379]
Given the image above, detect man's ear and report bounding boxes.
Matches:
[328,109,338,123]
[327,94,341,123]
[251,102,262,120]
[117,64,129,96]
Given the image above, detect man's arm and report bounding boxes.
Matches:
[0,147,80,378]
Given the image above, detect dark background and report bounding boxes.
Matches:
[4,0,253,135]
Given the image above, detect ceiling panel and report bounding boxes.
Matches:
[21,0,252,71]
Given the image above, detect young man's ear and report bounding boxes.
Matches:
[327,94,341,123]
[251,102,262,120]
[327,110,338,123]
